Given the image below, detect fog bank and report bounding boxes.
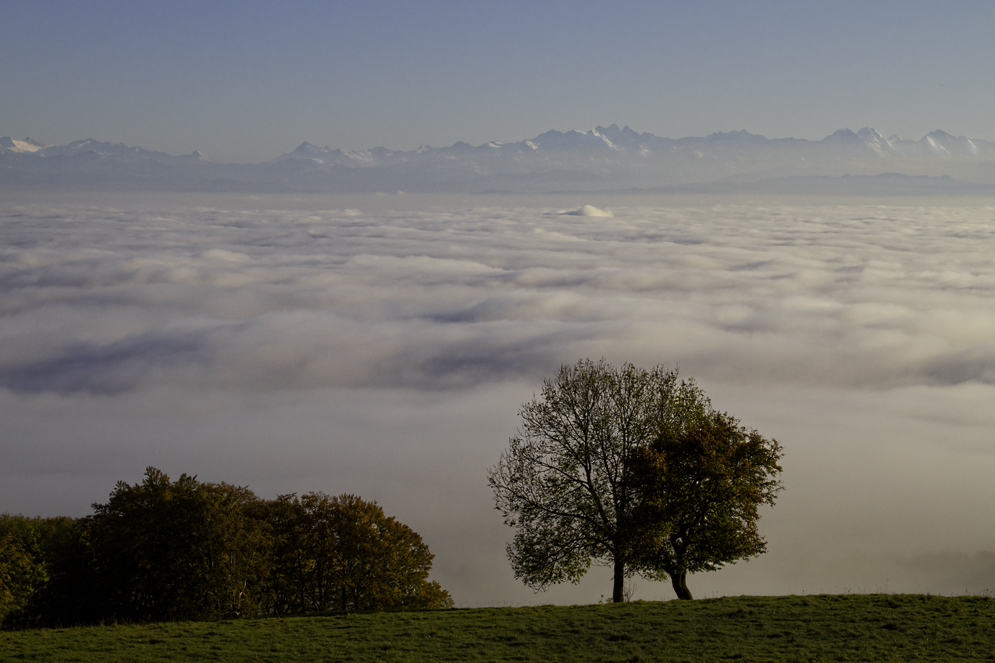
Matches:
[2,193,993,605]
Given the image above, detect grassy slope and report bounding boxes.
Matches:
[2,595,994,662]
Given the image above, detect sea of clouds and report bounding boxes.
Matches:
[1,192,994,604]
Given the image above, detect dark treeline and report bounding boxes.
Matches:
[0,468,452,629]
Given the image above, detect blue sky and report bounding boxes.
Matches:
[4,0,995,162]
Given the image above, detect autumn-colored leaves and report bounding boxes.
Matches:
[0,469,451,628]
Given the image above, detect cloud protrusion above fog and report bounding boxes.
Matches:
[553,205,613,217]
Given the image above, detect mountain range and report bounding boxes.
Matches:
[3,126,994,194]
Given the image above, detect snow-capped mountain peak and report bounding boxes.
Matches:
[921,129,977,156]
[0,136,48,154]
[823,128,863,144]
[292,141,321,154]
[856,127,893,155]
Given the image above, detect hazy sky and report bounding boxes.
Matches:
[2,192,993,604]
[4,1,995,161]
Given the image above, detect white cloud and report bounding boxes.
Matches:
[554,204,614,217]
[1,194,995,605]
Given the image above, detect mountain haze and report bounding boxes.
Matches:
[3,126,994,193]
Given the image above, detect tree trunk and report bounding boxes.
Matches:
[612,559,625,602]
[670,570,693,600]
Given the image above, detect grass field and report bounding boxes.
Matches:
[2,594,994,662]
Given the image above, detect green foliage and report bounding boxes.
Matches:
[262,493,452,614]
[326,493,451,611]
[0,515,49,626]
[489,359,682,603]
[3,469,450,628]
[632,405,784,599]
[17,516,96,628]
[89,468,271,622]
[3,595,995,662]
[259,493,321,615]
[490,358,782,602]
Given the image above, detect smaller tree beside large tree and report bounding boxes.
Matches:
[631,405,783,599]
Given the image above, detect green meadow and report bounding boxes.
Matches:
[3,594,994,662]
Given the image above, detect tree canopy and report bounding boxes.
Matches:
[1,468,451,629]
[489,358,782,602]
[263,492,451,614]
[0,515,48,624]
[89,468,270,622]
[631,408,783,599]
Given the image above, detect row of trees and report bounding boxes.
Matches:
[489,359,783,602]
[0,470,451,628]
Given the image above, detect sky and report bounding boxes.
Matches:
[1,192,994,605]
[4,1,995,161]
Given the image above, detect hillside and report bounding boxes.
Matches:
[3,595,993,662]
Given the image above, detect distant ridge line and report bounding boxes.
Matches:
[3,127,994,193]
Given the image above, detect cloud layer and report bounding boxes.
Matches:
[2,193,994,604]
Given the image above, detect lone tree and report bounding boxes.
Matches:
[488,359,782,602]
